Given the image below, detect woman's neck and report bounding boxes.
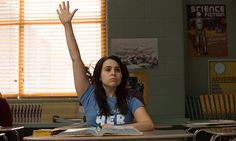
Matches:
[103,86,116,97]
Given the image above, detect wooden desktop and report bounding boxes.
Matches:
[23,129,193,141]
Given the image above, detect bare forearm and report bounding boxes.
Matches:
[63,22,89,95]
[64,23,82,62]
[127,121,154,131]
[130,107,155,131]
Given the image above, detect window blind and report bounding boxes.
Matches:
[0,0,106,97]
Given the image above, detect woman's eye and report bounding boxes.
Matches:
[104,67,120,72]
[105,68,111,71]
[115,68,121,72]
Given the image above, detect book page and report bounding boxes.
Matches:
[56,126,143,137]
[57,127,98,136]
[99,126,143,136]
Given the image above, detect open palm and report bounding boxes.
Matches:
[57,1,78,25]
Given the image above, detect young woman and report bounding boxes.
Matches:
[57,1,154,131]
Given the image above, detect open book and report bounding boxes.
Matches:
[56,126,143,137]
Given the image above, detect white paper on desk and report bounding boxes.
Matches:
[209,120,236,124]
[184,120,236,127]
[185,122,212,126]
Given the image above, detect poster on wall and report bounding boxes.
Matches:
[208,60,236,94]
[186,5,228,57]
[110,38,158,70]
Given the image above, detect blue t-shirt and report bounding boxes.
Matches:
[80,85,144,127]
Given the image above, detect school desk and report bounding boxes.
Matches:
[23,129,193,141]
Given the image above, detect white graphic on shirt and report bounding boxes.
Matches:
[106,115,115,124]
[96,115,106,125]
[116,114,125,124]
[96,114,125,125]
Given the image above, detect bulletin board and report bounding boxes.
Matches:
[208,59,236,94]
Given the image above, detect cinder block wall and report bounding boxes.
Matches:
[107,0,185,124]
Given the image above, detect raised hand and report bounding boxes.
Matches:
[57,1,78,25]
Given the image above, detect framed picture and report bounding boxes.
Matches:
[111,38,158,70]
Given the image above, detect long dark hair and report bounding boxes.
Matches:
[91,55,129,116]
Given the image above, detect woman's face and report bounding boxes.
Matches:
[100,59,122,88]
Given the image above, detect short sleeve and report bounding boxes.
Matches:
[128,97,144,114]
[79,84,95,108]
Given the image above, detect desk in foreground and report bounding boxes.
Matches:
[201,127,236,141]
[24,129,193,141]
[0,126,24,141]
[0,133,8,141]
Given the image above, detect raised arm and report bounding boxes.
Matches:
[57,1,89,97]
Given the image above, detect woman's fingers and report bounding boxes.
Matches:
[67,1,70,11]
[59,4,63,12]
[57,1,77,24]
[56,9,60,15]
[71,9,78,17]
[62,1,66,9]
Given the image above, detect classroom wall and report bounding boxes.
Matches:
[184,0,236,96]
[107,0,186,124]
[107,0,236,124]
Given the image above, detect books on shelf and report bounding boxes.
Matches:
[199,95,207,119]
[209,94,216,119]
[187,94,236,120]
[185,96,203,120]
[229,94,235,116]
[224,94,231,118]
[186,96,195,120]
[192,96,203,120]
[56,126,143,137]
[204,94,212,119]
[213,94,221,119]
[219,94,226,119]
